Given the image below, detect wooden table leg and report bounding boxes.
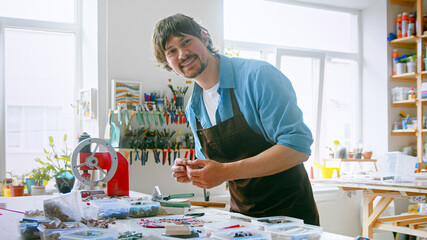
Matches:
[363,194,376,238]
[363,194,394,238]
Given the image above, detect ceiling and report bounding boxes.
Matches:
[265,0,378,10]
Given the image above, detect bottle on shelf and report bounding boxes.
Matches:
[408,13,415,36]
[397,13,402,38]
[392,49,399,75]
[402,12,409,38]
[408,86,416,100]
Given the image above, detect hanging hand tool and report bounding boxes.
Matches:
[152,186,193,208]
[164,111,169,125]
[144,144,149,165]
[170,111,175,125]
[129,151,133,165]
[142,105,151,126]
[144,103,154,123]
[189,149,194,161]
[177,142,181,158]
[173,144,178,164]
[117,104,123,125]
[158,104,165,126]
[134,148,140,163]
[134,104,142,126]
[153,148,160,164]
[168,148,172,166]
[124,105,131,126]
[152,105,159,126]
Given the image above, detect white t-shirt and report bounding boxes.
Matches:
[202,82,220,126]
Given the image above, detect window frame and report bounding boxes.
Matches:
[224,3,362,163]
[0,0,82,180]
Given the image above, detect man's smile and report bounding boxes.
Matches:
[181,56,197,69]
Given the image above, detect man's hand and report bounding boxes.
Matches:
[186,159,228,189]
[171,158,191,183]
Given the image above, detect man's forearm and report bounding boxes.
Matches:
[224,144,309,181]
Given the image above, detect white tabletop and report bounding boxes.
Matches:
[0,193,354,240]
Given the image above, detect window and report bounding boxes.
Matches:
[224,0,361,164]
[0,1,80,176]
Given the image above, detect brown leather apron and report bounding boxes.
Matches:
[196,89,319,225]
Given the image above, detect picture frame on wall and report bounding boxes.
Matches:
[112,79,142,110]
[79,88,97,119]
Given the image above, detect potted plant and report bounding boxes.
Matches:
[35,134,75,193]
[9,172,27,197]
[2,171,14,197]
[29,167,52,195]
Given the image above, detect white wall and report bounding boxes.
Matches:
[361,0,389,160]
[95,0,225,197]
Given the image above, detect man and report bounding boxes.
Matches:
[152,13,319,225]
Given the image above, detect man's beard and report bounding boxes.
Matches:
[182,55,208,79]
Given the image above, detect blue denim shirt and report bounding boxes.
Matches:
[186,54,313,159]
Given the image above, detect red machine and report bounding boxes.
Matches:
[71,138,129,197]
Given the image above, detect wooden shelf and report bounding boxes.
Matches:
[390,0,416,6]
[391,99,416,107]
[321,158,378,172]
[390,36,418,48]
[391,129,416,136]
[391,72,417,82]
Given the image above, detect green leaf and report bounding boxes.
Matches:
[43,148,49,155]
[63,134,67,142]
[49,136,53,144]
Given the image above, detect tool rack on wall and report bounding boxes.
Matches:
[109,108,194,167]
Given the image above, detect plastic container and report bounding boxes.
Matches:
[90,199,129,219]
[210,227,271,240]
[377,152,417,181]
[396,62,406,75]
[252,216,304,231]
[407,61,417,73]
[44,190,83,222]
[128,201,159,218]
[392,87,411,101]
[60,228,118,240]
[19,217,60,240]
[38,222,87,240]
[266,224,322,240]
[204,219,254,237]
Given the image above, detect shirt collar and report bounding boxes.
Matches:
[218,54,235,89]
[190,54,236,110]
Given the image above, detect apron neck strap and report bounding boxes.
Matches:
[196,88,241,129]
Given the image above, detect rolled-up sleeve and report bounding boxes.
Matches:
[250,65,313,154]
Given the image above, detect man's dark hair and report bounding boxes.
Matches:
[152,13,218,71]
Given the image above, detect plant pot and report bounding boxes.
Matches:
[362,151,373,159]
[26,179,37,195]
[354,152,362,159]
[10,185,25,197]
[31,185,46,196]
[2,188,11,197]
[55,171,75,194]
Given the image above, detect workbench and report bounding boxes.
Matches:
[0,192,354,239]
[313,178,427,238]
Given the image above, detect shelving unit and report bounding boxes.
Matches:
[389,0,425,171]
